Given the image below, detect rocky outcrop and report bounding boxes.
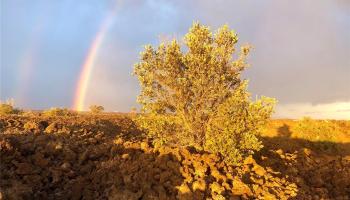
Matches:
[0,115,349,199]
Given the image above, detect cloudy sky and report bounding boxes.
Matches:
[1,0,349,119]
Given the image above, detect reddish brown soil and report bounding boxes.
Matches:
[0,115,349,199]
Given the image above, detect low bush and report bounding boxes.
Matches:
[0,103,21,115]
[89,105,104,114]
[42,107,75,117]
[294,117,339,142]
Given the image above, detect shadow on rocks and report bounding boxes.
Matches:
[256,131,350,199]
[0,130,186,200]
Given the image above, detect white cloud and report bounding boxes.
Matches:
[275,101,350,120]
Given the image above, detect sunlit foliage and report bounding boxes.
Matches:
[0,100,21,115]
[134,22,276,165]
[42,107,74,117]
[294,117,339,142]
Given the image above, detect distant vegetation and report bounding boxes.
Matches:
[0,100,21,115]
[42,107,75,117]
[89,105,104,114]
[294,117,338,142]
[134,22,276,165]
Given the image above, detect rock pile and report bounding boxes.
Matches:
[257,148,350,199]
[0,115,349,199]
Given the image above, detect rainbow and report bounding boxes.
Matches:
[73,5,119,111]
[16,19,47,106]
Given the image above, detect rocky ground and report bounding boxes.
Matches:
[0,115,349,199]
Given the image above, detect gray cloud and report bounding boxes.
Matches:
[189,0,350,104]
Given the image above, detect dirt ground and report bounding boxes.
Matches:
[0,114,349,199]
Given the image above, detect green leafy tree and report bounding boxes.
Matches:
[89,105,104,114]
[133,22,276,164]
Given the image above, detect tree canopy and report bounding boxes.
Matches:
[134,22,276,164]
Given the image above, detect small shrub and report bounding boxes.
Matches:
[294,117,339,142]
[44,122,58,134]
[89,105,104,114]
[0,103,21,115]
[42,107,73,117]
[0,104,15,115]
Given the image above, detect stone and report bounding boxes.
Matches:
[16,163,33,175]
[243,156,255,165]
[252,165,266,177]
[192,179,206,191]
[61,162,71,171]
[122,153,130,160]
[232,178,252,196]
[140,142,150,151]
[33,152,49,168]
